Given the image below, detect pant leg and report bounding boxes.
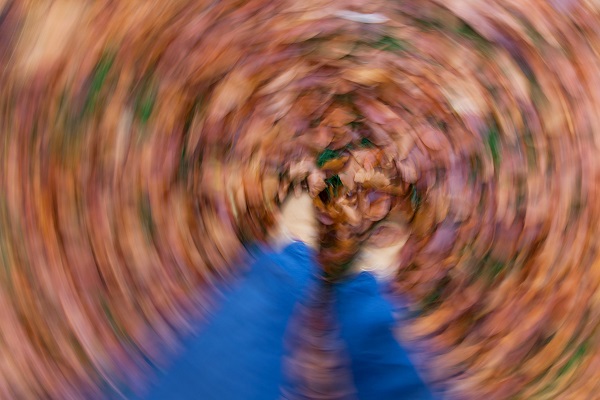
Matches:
[335,272,434,400]
[144,242,317,400]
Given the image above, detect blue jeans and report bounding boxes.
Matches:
[142,242,434,399]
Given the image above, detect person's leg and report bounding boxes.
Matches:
[335,272,434,400]
[145,242,317,400]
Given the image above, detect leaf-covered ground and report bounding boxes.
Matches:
[1,0,600,398]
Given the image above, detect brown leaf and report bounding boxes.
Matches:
[320,155,349,172]
[322,106,355,127]
[355,97,399,124]
[307,169,326,197]
[208,70,254,121]
[341,204,362,226]
[365,192,391,221]
[418,124,446,151]
[344,67,388,85]
[289,160,313,182]
[262,174,279,201]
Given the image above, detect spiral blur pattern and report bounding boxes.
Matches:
[2,0,600,398]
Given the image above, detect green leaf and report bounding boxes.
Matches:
[456,22,491,52]
[325,174,343,197]
[457,22,482,41]
[317,149,340,168]
[557,342,588,377]
[421,277,450,311]
[83,51,115,115]
[134,74,157,125]
[414,17,443,31]
[469,156,481,185]
[410,184,421,209]
[375,35,409,52]
[488,260,505,281]
[359,137,374,148]
[137,90,156,124]
[139,194,154,240]
[486,121,501,168]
